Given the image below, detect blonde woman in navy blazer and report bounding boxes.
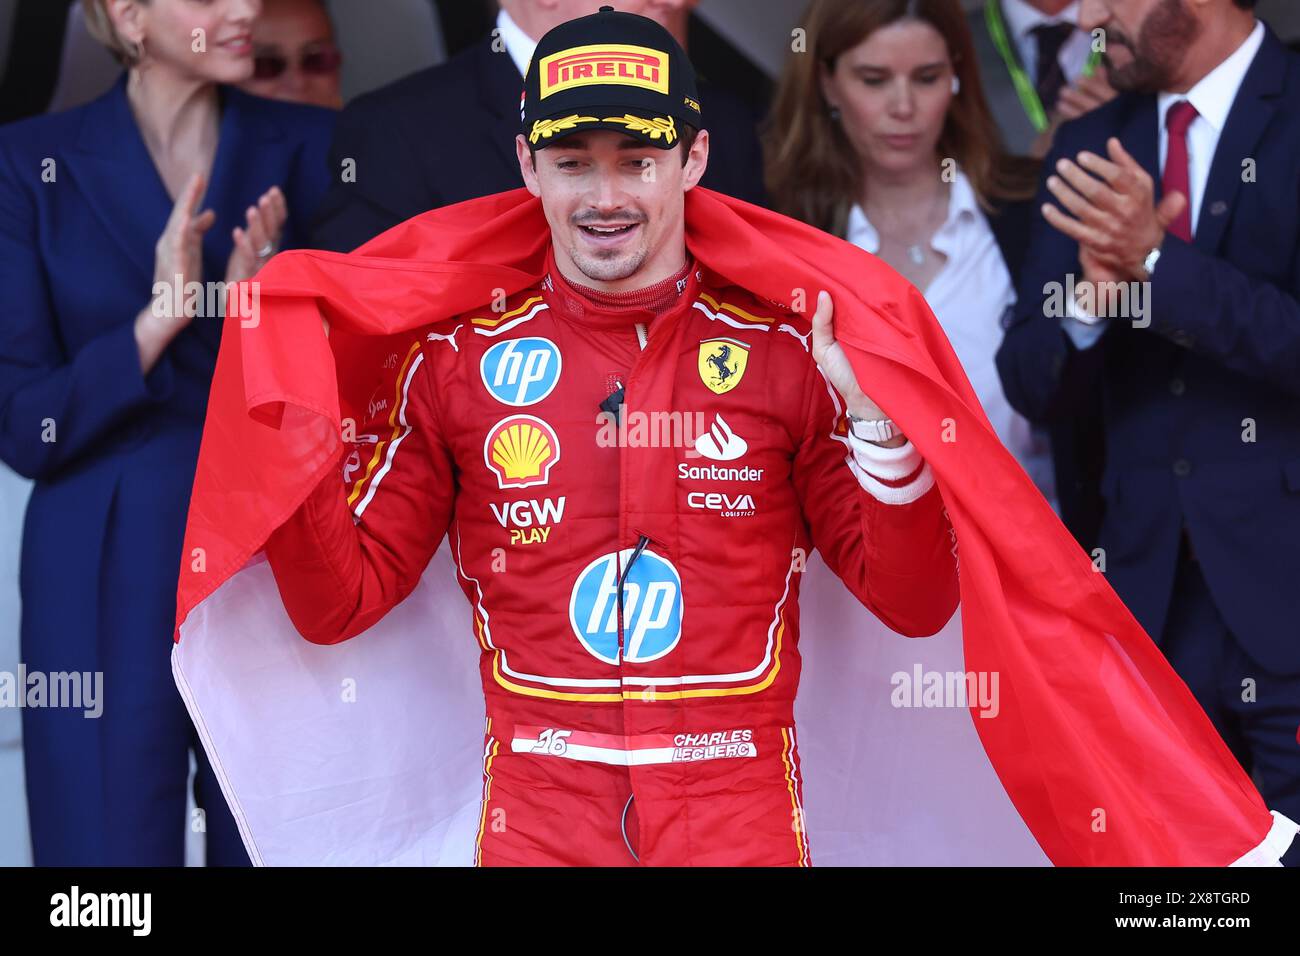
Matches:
[0,0,333,864]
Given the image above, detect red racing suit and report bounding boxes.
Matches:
[265,250,961,866]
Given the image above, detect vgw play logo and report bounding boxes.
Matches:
[569,549,682,665]
[480,337,561,406]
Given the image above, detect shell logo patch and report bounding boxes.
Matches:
[539,44,669,99]
[484,415,560,489]
[698,337,750,395]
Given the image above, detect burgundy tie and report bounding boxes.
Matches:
[1163,100,1198,242]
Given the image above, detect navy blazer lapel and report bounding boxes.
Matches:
[475,38,528,181]
[193,87,270,354]
[63,75,171,287]
[1195,28,1286,255]
[201,86,285,268]
[1119,95,1160,186]
[60,79,300,356]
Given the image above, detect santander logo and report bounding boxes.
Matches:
[694,414,747,462]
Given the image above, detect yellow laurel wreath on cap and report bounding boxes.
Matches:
[602,114,677,144]
[528,114,600,144]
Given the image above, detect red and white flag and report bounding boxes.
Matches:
[172,187,1296,866]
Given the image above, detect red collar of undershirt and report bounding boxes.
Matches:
[541,245,703,331]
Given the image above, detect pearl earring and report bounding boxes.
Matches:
[951,76,961,96]
[828,105,841,122]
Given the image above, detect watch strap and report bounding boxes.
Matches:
[1142,246,1162,278]
[847,414,897,443]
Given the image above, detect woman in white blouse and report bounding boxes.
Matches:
[759,2,1094,864]
[764,0,1058,507]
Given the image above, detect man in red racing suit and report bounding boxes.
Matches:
[263,7,960,866]
[265,247,960,865]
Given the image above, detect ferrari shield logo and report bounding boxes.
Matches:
[697,338,750,395]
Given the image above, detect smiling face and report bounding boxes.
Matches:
[516,128,709,289]
[112,0,262,82]
[818,18,955,179]
[1079,0,1199,93]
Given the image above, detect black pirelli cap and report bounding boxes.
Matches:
[520,5,703,150]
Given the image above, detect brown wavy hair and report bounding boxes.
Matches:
[763,0,1039,238]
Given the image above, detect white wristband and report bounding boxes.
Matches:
[847,435,934,505]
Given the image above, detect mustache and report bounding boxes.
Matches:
[1099,25,1133,74]
[571,210,648,226]
[1104,27,1133,50]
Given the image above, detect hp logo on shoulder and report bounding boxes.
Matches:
[569,549,683,665]
[480,337,561,407]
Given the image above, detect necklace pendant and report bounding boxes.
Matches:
[908,244,925,266]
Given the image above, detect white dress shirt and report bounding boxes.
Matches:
[846,170,1057,506]
[1001,0,1093,88]
[1156,19,1264,236]
[496,7,536,79]
[1062,18,1264,351]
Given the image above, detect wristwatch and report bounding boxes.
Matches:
[847,413,898,443]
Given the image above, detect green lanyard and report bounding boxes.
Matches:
[984,0,1103,133]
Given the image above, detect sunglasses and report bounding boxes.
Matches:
[252,44,342,80]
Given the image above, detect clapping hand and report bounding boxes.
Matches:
[225,186,287,283]
[1042,137,1187,283]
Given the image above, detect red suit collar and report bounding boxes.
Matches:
[540,244,703,330]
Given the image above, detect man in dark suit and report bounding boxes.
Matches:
[311,0,766,252]
[996,0,1300,858]
[968,0,1116,156]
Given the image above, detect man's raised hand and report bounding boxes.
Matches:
[810,290,905,446]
